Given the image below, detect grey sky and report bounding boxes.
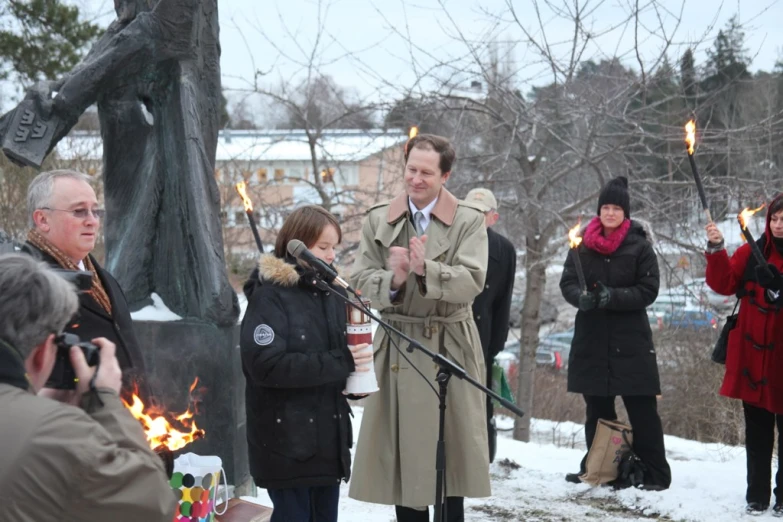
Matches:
[216,0,783,97]
[4,0,782,112]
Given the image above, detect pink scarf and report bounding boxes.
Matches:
[582,216,631,255]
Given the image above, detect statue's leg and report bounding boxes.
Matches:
[100,100,159,309]
[150,66,237,325]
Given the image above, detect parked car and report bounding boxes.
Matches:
[663,308,720,330]
[647,286,699,327]
[678,277,734,310]
[499,329,573,373]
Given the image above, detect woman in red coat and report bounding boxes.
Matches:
[705,194,783,516]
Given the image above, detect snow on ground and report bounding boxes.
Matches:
[241,407,766,521]
[237,293,248,323]
[129,293,182,321]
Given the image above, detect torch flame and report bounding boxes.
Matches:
[738,204,766,230]
[122,378,205,452]
[409,126,419,139]
[235,181,253,212]
[568,220,583,249]
[685,120,696,155]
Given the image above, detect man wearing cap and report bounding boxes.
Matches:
[349,134,490,522]
[465,188,516,464]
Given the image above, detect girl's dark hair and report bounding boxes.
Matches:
[274,205,342,258]
[769,195,783,218]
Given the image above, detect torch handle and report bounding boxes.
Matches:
[687,153,711,221]
[738,217,768,268]
[571,248,587,294]
[246,210,264,253]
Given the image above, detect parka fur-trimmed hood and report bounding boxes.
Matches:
[257,254,301,287]
[243,255,300,299]
[630,218,656,246]
[242,254,343,299]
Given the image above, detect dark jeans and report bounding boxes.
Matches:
[580,395,672,488]
[267,485,340,522]
[395,497,464,522]
[743,401,783,506]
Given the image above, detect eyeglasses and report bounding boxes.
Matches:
[40,207,105,219]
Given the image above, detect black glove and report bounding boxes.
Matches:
[578,292,598,311]
[595,281,612,309]
[755,264,783,292]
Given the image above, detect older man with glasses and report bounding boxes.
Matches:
[22,169,147,396]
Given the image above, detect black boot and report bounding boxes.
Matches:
[395,506,428,522]
[746,502,769,516]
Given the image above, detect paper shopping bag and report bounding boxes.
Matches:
[170,453,228,521]
[579,419,633,486]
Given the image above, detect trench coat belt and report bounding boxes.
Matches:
[381,308,473,355]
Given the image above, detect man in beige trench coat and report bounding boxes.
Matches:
[349,133,490,522]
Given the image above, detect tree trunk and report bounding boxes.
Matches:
[513,235,545,442]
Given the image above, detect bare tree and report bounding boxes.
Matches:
[230,0,783,446]
[221,0,409,271]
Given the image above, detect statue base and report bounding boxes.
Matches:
[133,319,252,494]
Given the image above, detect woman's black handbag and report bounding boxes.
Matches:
[712,300,739,364]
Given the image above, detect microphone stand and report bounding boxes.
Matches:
[308,275,525,522]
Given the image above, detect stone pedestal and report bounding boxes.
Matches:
[133,320,251,492]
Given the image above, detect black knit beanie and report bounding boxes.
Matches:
[597,176,630,218]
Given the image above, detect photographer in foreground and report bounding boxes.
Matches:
[0,253,176,522]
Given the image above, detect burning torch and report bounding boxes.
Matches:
[684,120,712,222]
[568,220,587,294]
[235,181,264,253]
[738,205,768,268]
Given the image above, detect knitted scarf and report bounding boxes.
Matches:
[27,229,113,316]
[582,216,632,256]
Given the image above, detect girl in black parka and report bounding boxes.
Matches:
[559,176,672,490]
[240,206,371,522]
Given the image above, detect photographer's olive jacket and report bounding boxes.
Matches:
[0,384,176,521]
[348,188,491,507]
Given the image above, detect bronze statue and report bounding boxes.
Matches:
[0,0,238,325]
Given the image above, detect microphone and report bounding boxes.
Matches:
[286,239,353,292]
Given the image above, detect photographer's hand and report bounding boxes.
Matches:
[72,337,122,397]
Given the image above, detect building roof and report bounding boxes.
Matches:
[55,129,408,163]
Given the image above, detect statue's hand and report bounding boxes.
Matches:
[23,80,61,120]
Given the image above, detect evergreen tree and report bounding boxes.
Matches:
[680,48,697,105]
[702,15,750,92]
[0,0,101,85]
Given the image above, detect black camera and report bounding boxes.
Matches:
[51,269,93,292]
[45,333,100,390]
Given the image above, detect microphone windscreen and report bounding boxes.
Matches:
[286,239,306,258]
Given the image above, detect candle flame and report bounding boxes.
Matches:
[738,204,766,230]
[685,120,696,155]
[409,126,419,139]
[568,220,583,249]
[235,181,253,212]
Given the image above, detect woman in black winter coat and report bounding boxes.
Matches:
[559,176,671,491]
[240,206,371,522]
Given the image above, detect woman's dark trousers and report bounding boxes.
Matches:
[580,394,672,488]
